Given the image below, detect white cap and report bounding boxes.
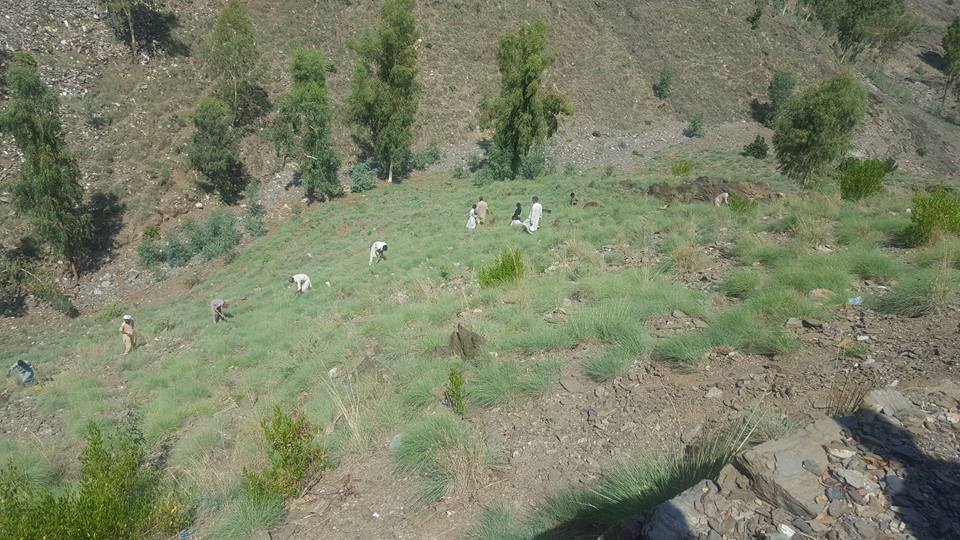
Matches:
[122,314,133,320]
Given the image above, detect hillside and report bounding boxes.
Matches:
[2,1,960,539]
[2,0,959,256]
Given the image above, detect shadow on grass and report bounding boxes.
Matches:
[110,7,190,57]
[81,191,126,274]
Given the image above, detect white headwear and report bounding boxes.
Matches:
[122,314,133,321]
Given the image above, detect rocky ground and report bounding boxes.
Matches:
[634,384,960,540]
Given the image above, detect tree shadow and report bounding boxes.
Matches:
[81,191,126,273]
[110,6,190,57]
[749,99,773,125]
[229,84,272,129]
[918,51,944,72]
[840,412,960,539]
[195,162,249,205]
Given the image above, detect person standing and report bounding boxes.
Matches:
[211,298,229,324]
[523,196,543,233]
[369,241,388,265]
[476,197,489,224]
[119,314,136,355]
[466,204,478,230]
[570,192,578,205]
[291,273,312,294]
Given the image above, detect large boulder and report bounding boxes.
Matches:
[737,417,845,518]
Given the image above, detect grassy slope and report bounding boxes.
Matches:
[4,144,958,535]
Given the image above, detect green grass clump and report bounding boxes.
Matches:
[478,249,525,288]
[838,158,886,201]
[477,413,792,538]
[94,302,125,323]
[772,255,853,295]
[871,268,959,317]
[207,492,285,540]
[583,348,633,382]
[904,187,960,246]
[0,420,191,539]
[470,359,559,407]
[244,405,327,500]
[843,246,900,280]
[720,269,765,298]
[392,412,490,504]
[728,194,759,214]
[914,236,960,269]
[670,159,695,177]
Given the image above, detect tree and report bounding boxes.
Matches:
[481,21,572,180]
[187,98,245,203]
[942,17,960,109]
[273,50,341,201]
[348,0,421,183]
[773,74,866,185]
[804,0,916,61]
[206,0,262,122]
[0,53,92,277]
[97,0,156,55]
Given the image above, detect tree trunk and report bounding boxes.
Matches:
[126,7,137,57]
[387,159,394,183]
[70,259,80,281]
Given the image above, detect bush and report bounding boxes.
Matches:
[728,194,759,214]
[466,154,482,171]
[747,7,762,29]
[478,249,525,288]
[409,139,443,170]
[519,145,548,179]
[452,164,467,179]
[670,159,695,177]
[741,136,768,159]
[445,369,467,415]
[838,158,886,201]
[0,419,191,539]
[904,187,960,246]
[683,110,705,138]
[350,160,378,193]
[871,268,958,316]
[653,66,673,99]
[244,405,326,500]
[142,225,160,240]
[137,211,241,268]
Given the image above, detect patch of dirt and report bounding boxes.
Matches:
[646,176,771,204]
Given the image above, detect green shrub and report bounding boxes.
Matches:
[728,194,759,214]
[350,160,378,193]
[653,66,673,99]
[0,420,191,539]
[478,249,525,288]
[452,164,467,179]
[838,158,886,201]
[519,145,548,179]
[670,159,695,177]
[747,7,762,29]
[137,211,241,268]
[244,405,326,500]
[904,187,960,246]
[409,139,442,170]
[741,136,768,159]
[720,269,765,298]
[844,246,900,280]
[95,302,124,323]
[466,153,482,171]
[142,225,160,240]
[682,111,704,138]
[445,369,467,416]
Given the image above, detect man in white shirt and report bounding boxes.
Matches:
[291,273,311,294]
[523,196,543,233]
[369,241,388,265]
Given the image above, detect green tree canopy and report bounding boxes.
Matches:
[206,0,262,121]
[481,21,572,180]
[348,0,420,183]
[773,74,866,185]
[803,0,916,61]
[0,53,92,277]
[273,49,341,201]
[942,17,960,108]
[187,97,245,203]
